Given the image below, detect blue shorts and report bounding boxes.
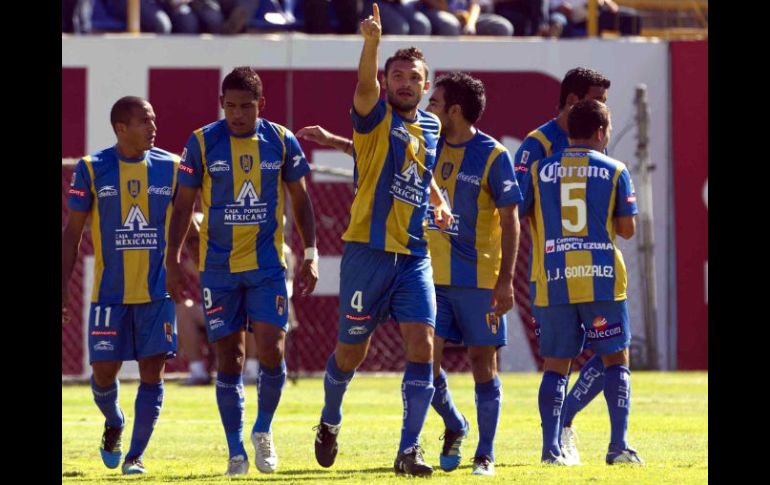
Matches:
[435,286,507,347]
[88,298,176,363]
[338,242,435,344]
[533,299,631,359]
[200,267,289,343]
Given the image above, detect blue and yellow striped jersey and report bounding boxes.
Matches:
[513,119,568,181]
[519,147,638,306]
[343,100,441,257]
[67,146,180,304]
[178,118,310,273]
[427,131,522,289]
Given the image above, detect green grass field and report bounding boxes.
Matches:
[62,372,707,484]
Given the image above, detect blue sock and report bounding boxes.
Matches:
[563,354,605,427]
[216,372,247,458]
[430,368,465,433]
[126,381,164,461]
[91,376,125,428]
[321,353,355,425]
[475,375,502,461]
[253,360,286,433]
[399,361,435,453]
[603,365,631,450]
[538,371,567,460]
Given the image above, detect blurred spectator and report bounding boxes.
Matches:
[420,0,513,36]
[363,0,431,35]
[303,0,362,34]
[551,0,642,37]
[493,0,550,36]
[104,0,173,33]
[63,0,93,33]
[219,0,261,34]
[163,0,226,33]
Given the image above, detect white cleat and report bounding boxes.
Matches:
[252,431,278,473]
[471,455,495,475]
[561,426,582,465]
[541,450,569,466]
[225,454,249,475]
[606,446,644,465]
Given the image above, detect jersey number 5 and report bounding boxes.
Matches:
[561,182,587,233]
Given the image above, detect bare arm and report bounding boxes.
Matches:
[296,125,354,156]
[354,3,382,118]
[429,176,454,231]
[422,0,449,10]
[492,204,520,317]
[463,2,481,34]
[166,185,198,302]
[62,209,89,324]
[285,178,319,296]
[614,215,636,239]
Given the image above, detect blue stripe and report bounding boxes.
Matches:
[95,152,125,302]
[203,123,234,271]
[256,127,283,269]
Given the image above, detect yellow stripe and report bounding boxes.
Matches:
[608,166,628,299]
[476,145,507,289]
[531,161,548,306]
[560,153,592,302]
[384,116,428,253]
[84,157,103,303]
[165,155,180,265]
[119,159,151,303]
[428,145,461,286]
[273,126,287,268]
[529,130,553,158]
[565,250,594,302]
[229,135,261,272]
[343,106,393,244]
[196,130,210,272]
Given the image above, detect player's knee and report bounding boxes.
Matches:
[601,348,629,368]
[334,343,367,372]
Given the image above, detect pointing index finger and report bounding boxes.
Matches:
[372,3,380,24]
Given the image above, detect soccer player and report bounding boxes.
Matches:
[519,99,643,465]
[423,72,522,476]
[165,67,319,476]
[62,96,179,475]
[297,72,516,475]
[514,67,611,464]
[310,3,452,477]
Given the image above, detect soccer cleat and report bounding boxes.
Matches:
[606,446,645,465]
[471,455,495,476]
[251,431,278,473]
[394,445,433,477]
[313,420,340,468]
[225,454,249,475]
[560,426,581,465]
[99,424,123,469]
[121,457,146,475]
[541,449,569,465]
[439,415,469,472]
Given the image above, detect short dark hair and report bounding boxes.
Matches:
[221,66,263,98]
[568,99,610,139]
[559,67,611,109]
[434,72,486,124]
[384,47,429,79]
[110,96,149,134]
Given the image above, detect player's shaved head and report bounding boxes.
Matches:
[222,67,263,99]
[568,99,610,139]
[110,96,150,134]
[559,68,611,109]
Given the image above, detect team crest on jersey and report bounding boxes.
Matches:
[115,204,158,250]
[441,162,454,180]
[224,181,268,225]
[276,295,286,316]
[164,322,173,342]
[486,313,500,335]
[128,179,141,198]
[240,154,254,173]
[391,160,424,206]
[409,134,421,155]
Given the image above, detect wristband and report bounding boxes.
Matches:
[304,247,319,261]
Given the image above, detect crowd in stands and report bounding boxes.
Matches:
[63,0,641,37]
